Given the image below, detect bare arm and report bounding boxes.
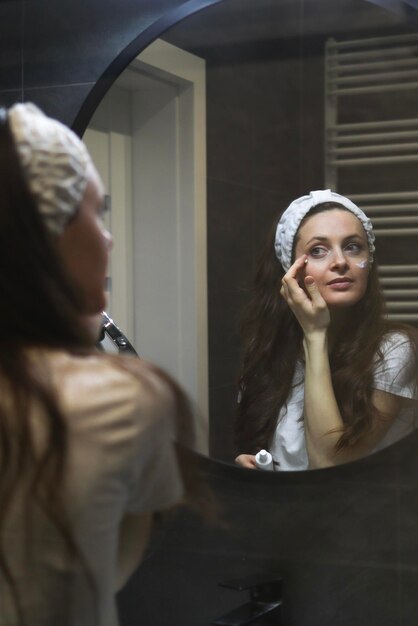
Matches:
[303,334,409,467]
[281,255,409,468]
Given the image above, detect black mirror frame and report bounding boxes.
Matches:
[72,0,224,137]
[70,0,418,481]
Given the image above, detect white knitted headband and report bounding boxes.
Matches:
[274,189,375,272]
[7,103,93,234]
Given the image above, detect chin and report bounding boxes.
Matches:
[324,294,364,309]
[82,314,104,343]
[83,292,107,316]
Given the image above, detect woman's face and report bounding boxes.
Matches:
[294,209,370,309]
[56,165,112,315]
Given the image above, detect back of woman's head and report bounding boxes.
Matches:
[0,106,91,349]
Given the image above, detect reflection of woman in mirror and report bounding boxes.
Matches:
[0,103,196,625]
[235,190,418,471]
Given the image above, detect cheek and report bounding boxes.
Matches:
[356,268,370,296]
[303,260,326,283]
[300,261,329,297]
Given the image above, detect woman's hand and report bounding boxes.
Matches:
[280,255,330,336]
[234,454,257,469]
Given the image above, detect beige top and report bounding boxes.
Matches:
[0,350,183,626]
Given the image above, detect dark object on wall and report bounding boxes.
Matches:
[213,574,283,625]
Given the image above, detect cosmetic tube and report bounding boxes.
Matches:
[255,449,274,471]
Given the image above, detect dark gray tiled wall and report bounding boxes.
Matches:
[0,0,22,92]
[206,45,302,461]
[1,0,187,125]
[24,84,95,126]
[23,0,180,88]
[0,90,22,108]
[117,432,418,626]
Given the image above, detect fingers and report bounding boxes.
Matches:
[280,281,288,299]
[234,454,257,469]
[304,275,327,308]
[281,254,306,290]
[284,254,308,281]
[280,258,330,333]
[281,255,308,305]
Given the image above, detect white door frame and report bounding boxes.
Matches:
[85,40,208,454]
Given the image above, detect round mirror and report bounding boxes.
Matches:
[83,0,418,469]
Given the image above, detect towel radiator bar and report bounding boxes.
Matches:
[325,33,418,323]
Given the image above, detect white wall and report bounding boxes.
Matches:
[84,41,208,454]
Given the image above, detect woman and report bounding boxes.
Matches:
[0,103,194,626]
[235,189,418,471]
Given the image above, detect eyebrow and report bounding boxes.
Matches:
[304,233,364,246]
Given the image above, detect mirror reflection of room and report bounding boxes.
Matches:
[87,0,418,468]
[169,0,418,467]
[235,189,418,471]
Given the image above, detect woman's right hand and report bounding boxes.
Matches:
[234,454,257,469]
[280,254,330,336]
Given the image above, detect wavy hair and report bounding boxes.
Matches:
[235,203,418,456]
[0,109,201,625]
[0,107,98,625]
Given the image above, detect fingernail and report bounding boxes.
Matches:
[305,276,314,285]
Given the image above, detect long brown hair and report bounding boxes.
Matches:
[0,108,97,624]
[0,109,201,624]
[235,202,418,455]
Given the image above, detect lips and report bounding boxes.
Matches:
[327,277,353,285]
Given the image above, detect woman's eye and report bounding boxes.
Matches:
[97,196,109,218]
[344,242,362,254]
[97,202,108,221]
[309,246,328,258]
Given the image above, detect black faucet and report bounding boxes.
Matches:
[211,573,283,625]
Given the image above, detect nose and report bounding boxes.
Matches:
[330,247,348,270]
[104,229,113,251]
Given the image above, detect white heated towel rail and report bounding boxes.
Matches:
[325,33,418,323]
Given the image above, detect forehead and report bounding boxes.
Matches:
[297,209,366,243]
[88,163,105,196]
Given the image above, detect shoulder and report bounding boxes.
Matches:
[373,331,417,398]
[377,331,416,363]
[26,350,183,516]
[40,350,175,445]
